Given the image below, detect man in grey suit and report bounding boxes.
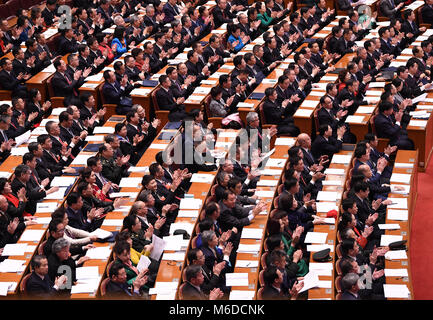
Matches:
[379,0,404,19]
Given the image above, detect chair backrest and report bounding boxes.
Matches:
[258,269,265,287]
[369,114,377,134]
[151,88,161,111]
[210,184,218,196]
[313,107,321,135]
[335,258,342,275]
[20,273,32,293]
[273,195,280,209]
[335,243,343,259]
[204,94,213,118]
[335,275,342,293]
[256,287,264,300]
[335,293,343,300]
[277,184,284,195]
[106,261,114,277]
[258,102,267,125]
[191,235,198,249]
[269,209,279,219]
[100,278,110,297]
[178,282,186,300]
[38,240,47,255]
[260,252,268,269]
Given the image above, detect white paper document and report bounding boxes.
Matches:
[161,252,185,261]
[346,115,365,123]
[119,177,142,188]
[241,228,263,239]
[301,100,319,108]
[390,173,411,184]
[93,126,115,134]
[316,191,339,202]
[235,260,259,268]
[109,192,139,198]
[85,246,111,260]
[76,266,100,280]
[324,168,345,175]
[190,173,215,184]
[163,235,184,251]
[266,158,286,167]
[150,234,166,261]
[321,180,343,186]
[255,190,275,198]
[1,244,28,256]
[356,106,375,114]
[394,163,414,168]
[127,167,149,173]
[256,180,278,187]
[383,284,410,298]
[229,290,255,300]
[237,244,261,253]
[387,198,408,209]
[90,229,113,239]
[378,224,401,230]
[0,282,17,296]
[318,280,332,288]
[315,202,338,213]
[36,202,59,213]
[384,269,408,277]
[0,259,26,273]
[331,154,352,164]
[179,198,203,210]
[20,229,46,242]
[260,169,282,176]
[387,209,408,221]
[226,273,249,287]
[45,187,67,199]
[409,119,428,127]
[380,235,403,246]
[304,232,328,244]
[385,250,407,260]
[306,244,334,252]
[299,271,320,293]
[71,154,96,165]
[137,255,151,273]
[101,219,124,227]
[84,135,105,142]
[294,109,313,117]
[15,131,31,147]
[50,176,76,187]
[274,137,296,146]
[390,184,410,195]
[148,143,168,150]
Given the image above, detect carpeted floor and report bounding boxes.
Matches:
[410,159,433,299]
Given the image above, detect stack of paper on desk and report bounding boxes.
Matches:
[229,290,255,300]
[102,219,123,227]
[36,202,59,213]
[0,282,17,296]
[20,229,45,242]
[235,260,259,268]
[316,191,340,201]
[387,198,408,209]
[45,187,67,199]
[390,173,411,184]
[51,176,76,187]
[299,271,320,293]
[316,202,338,213]
[90,229,113,239]
[304,232,328,244]
[237,244,261,253]
[118,177,142,188]
[226,273,249,287]
[190,173,215,184]
[380,235,403,246]
[387,209,408,221]
[0,259,26,273]
[324,168,345,175]
[331,154,352,164]
[383,284,410,298]
[241,228,263,239]
[385,250,407,260]
[309,263,333,276]
[169,222,195,236]
[85,246,111,260]
[1,244,28,256]
[179,198,202,210]
[384,269,408,277]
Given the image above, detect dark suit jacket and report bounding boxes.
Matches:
[51,71,84,105]
[25,272,57,297]
[217,201,250,232]
[182,281,206,300]
[422,4,433,24]
[57,36,78,56]
[311,135,343,161]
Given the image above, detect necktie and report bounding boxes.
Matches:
[48,150,59,163]
[1,130,7,142]
[64,73,78,96]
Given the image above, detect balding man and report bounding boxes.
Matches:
[131,201,167,237]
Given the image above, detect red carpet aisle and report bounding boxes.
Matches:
[410,158,433,299]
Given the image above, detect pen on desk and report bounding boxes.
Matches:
[246,262,251,267]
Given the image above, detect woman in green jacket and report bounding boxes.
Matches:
[256,2,274,33]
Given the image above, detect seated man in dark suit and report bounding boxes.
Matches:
[379,0,404,20]
[422,0,433,24]
[311,124,345,161]
[181,265,223,300]
[340,273,361,300]
[262,266,303,300]
[105,261,147,298]
[65,192,104,232]
[58,111,87,156]
[155,75,188,122]
[262,87,300,136]
[0,58,28,98]
[79,92,106,131]
[401,9,427,41]
[52,58,88,107]
[374,102,414,150]
[102,70,133,115]
[57,28,82,56]
[25,255,67,297]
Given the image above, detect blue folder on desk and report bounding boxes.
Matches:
[63,166,83,176]
[164,121,182,130]
[142,79,159,87]
[249,92,265,100]
[158,131,177,140]
[83,143,102,152]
